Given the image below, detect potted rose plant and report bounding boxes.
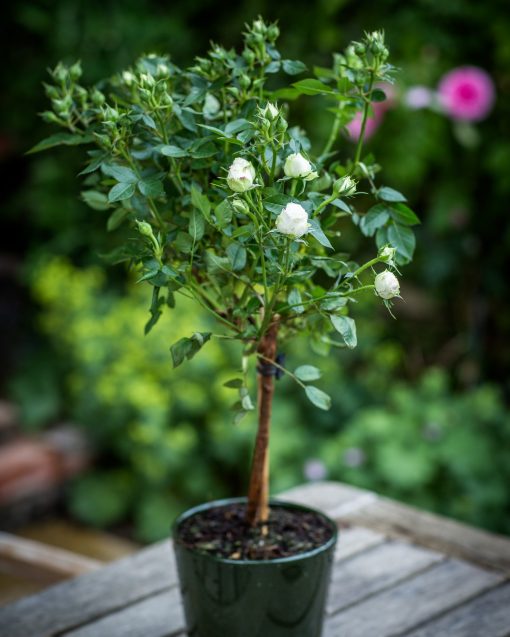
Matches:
[32,18,418,637]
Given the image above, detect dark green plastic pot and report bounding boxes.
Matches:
[172,497,338,637]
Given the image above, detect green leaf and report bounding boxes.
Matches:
[389,203,420,226]
[360,204,390,237]
[138,178,164,198]
[295,365,322,381]
[27,132,94,154]
[191,185,211,221]
[81,190,110,211]
[282,60,307,75]
[309,218,333,249]
[170,332,212,368]
[320,295,348,311]
[378,187,407,203]
[265,60,281,73]
[159,144,188,158]
[292,79,335,96]
[330,315,357,348]
[287,288,304,313]
[371,88,387,102]
[223,379,244,389]
[189,208,205,241]
[388,224,416,261]
[144,286,164,335]
[226,242,247,271]
[103,164,138,183]
[107,207,129,231]
[305,386,331,410]
[108,182,136,203]
[174,231,193,254]
[214,199,233,228]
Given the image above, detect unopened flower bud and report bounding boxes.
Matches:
[160,93,173,108]
[226,158,256,192]
[375,270,400,299]
[140,73,155,88]
[239,74,251,90]
[90,89,105,107]
[267,24,280,41]
[275,202,309,237]
[53,63,68,83]
[231,198,249,215]
[243,48,256,65]
[333,175,357,196]
[156,63,170,78]
[378,245,396,266]
[69,61,82,81]
[42,111,60,124]
[284,152,316,180]
[263,102,279,120]
[122,71,136,86]
[202,93,220,119]
[136,220,154,237]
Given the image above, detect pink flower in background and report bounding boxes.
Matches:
[438,66,495,121]
[404,86,435,110]
[346,110,382,141]
[303,458,327,482]
[346,82,396,141]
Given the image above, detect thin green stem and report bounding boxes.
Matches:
[353,70,375,166]
[319,111,341,160]
[352,256,380,279]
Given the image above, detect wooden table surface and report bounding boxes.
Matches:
[1,481,510,637]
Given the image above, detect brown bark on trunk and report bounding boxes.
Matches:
[245,319,279,526]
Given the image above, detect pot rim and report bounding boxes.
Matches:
[172,496,338,566]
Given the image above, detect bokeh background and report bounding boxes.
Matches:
[1,0,509,544]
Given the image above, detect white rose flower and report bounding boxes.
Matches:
[226,158,256,192]
[275,202,309,237]
[375,270,400,300]
[283,153,317,180]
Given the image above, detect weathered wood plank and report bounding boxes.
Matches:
[327,540,443,614]
[342,496,510,574]
[66,588,184,637]
[0,484,366,637]
[277,481,375,515]
[404,582,510,637]
[0,541,176,637]
[334,526,384,561]
[0,532,101,583]
[324,559,504,637]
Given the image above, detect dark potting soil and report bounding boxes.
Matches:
[176,502,334,560]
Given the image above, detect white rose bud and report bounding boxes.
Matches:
[122,71,136,86]
[284,153,317,180]
[375,270,400,300]
[203,93,221,119]
[264,102,279,120]
[378,245,397,266]
[334,175,357,196]
[226,158,256,192]
[276,202,309,238]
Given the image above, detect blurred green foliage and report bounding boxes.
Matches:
[3,0,510,539]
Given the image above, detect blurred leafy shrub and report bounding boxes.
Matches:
[11,259,510,539]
